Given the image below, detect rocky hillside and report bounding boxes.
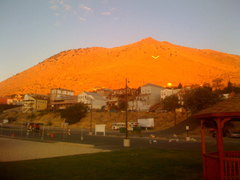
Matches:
[1,37,240,96]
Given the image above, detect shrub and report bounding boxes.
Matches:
[27,114,36,120]
[60,103,88,125]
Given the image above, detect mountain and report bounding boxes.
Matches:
[1,37,240,97]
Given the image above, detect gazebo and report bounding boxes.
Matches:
[194,93,240,180]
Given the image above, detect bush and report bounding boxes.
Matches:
[27,114,36,119]
[38,109,51,116]
[60,103,88,125]
[46,121,52,126]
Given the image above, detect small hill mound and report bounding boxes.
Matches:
[157,116,201,136]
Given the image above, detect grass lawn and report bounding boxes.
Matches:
[0,148,203,180]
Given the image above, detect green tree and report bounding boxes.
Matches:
[177,83,183,89]
[202,82,212,91]
[110,105,119,111]
[224,80,233,93]
[119,101,128,111]
[162,95,181,112]
[161,95,182,126]
[182,87,223,114]
[60,103,88,125]
[110,101,128,111]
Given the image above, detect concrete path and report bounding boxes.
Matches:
[0,137,111,162]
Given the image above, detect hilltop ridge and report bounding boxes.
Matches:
[0,37,240,96]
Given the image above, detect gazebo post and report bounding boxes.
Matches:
[215,117,224,180]
[194,93,240,179]
[200,119,206,179]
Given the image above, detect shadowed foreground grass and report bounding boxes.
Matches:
[0,148,203,180]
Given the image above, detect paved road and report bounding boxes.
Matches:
[0,125,239,162]
[0,125,204,150]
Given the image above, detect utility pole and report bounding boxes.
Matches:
[89,99,93,135]
[125,78,128,139]
[123,78,130,147]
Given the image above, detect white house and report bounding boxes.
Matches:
[135,83,165,111]
[50,88,77,110]
[161,89,181,100]
[50,88,74,102]
[78,91,107,109]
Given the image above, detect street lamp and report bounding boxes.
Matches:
[168,83,176,126]
[124,78,130,147]
[186,126,190,141]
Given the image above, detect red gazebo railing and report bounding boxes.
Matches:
[203,151,240,180]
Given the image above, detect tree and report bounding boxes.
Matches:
[224,80,233,93]
[182,87,223,114]
[110,105,119,111]
[202,82,212,91]
[161,95,182,126]
[60,103,88,125]
[212,78,224,90]
[177,83,183,89]
[119,101,127,111]
[110,101,127,111]
[162,95,181,112]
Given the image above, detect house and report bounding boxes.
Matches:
[22,94,49,113]
[0,97,8,104]
[135,83,165,111]
[50,88,74,102]
[78,91,107,109]
[96,88,113,98]
[106,87,137,110]
[161,89,181,100]
[50,88,77,110]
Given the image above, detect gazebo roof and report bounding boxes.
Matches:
[194,93,240,119]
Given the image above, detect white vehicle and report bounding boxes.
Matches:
[112,122,139,130]
[112,123,125,130]
[127,121,139,131]
[137,118,154,128]
[3,119,8,124]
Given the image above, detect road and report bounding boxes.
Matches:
[0,124,239,151]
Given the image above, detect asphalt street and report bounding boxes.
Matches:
[1,125,239,152]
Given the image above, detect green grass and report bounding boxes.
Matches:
[0,149,203,180]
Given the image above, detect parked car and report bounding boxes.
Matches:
[209,128,229,138]
[27,123,43,131]
[230,132,240,138]
[3,119,8,124]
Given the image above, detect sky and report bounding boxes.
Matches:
[0,0,240,82]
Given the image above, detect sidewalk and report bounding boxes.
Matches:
[0,137,111,162]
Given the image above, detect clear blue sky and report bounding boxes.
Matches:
[1,0,239,82]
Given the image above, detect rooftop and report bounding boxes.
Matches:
[194,93,240,119]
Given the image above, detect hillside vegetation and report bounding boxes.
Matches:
[0,37,240,96]
[0,111,189,131]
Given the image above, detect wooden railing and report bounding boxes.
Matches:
[203,152,220,180]
[224,151,240,158]
[203,152,240,180]
[223,151,240,180]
